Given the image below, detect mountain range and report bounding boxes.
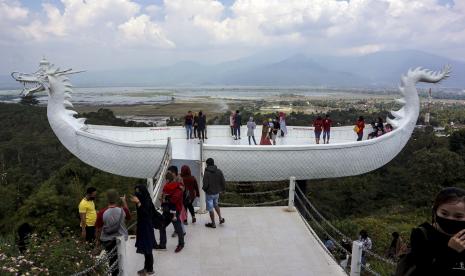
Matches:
[1,50,464,89]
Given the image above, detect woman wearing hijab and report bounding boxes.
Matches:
[259,120,272,145]
[247,117,257,145]
[131,184,156,275]
[180,165,200,224]
[279,112,287,137]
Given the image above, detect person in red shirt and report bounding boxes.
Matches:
[95,189,131,276]
[184,111,194,139]
[180,165,199,224]
[162,172,185,253]
[322,114,332,144]
[356,116,365,141]
[313,116,324,144]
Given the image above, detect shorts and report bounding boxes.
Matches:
[206,193,220,211]
[314,130,322,139]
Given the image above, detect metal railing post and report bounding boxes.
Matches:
[350,240,363,276]
[288,176,296,211]
[116,236,127,276]
[198,142,207,213]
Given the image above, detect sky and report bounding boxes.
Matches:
[0,0,464,74]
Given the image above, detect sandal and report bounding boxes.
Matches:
[205,222,216,228]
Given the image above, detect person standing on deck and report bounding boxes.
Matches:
[322,114,332,144]
[193,112,199,138]
[197,111,206,141]
[229,111,235,137]
[260,120,272,145]
[79,187,97,243]
[279,112,287,137]
[271,117,280,145]
[356,116,365,141]
[247,117,257,145]
[234,110,242,140]
[313,116,323,144]
[184,111,194,139]
[203,158,226,228]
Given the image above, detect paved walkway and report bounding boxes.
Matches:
[125,207,347,276]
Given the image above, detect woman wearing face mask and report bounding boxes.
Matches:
[402,187,465,275]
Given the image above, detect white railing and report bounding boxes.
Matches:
[150,137,172,207]
[293,182,395,276]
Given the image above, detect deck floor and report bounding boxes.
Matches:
[170,136,356,160]
[125,207,346,276]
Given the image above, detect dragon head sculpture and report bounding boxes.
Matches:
[11,58,84,97]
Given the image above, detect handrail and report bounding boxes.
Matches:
[151,137,172,208]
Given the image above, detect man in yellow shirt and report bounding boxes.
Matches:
[78,187,97,242]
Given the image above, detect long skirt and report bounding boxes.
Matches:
[259,134,272,145]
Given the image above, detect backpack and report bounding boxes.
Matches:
[103,208,124,235]
[394,227,429,276]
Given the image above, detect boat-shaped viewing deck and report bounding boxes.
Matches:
[125,207,346,276]
[84,125,366,160]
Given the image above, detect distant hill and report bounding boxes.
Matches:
[2,50,464,88]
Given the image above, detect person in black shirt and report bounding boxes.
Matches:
[401,187,465,276]
[197,111,206,141]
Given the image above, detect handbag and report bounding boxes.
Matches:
[353,125,359,133]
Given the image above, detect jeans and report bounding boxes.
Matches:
[323,130,330,141]
[185,124,193,139]
[172,213,184,246]
[234,127,241,138]
[102,240,118,276]
[248,136,257,145]
[206,193,219,211]
[357,132,363,141]
[197,128,205,140]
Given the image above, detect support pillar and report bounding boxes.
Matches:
[350,241,363,276]
[295,179,307,214]
[198,142,207,214]
[288,176,296,211]
[116,236,127,276]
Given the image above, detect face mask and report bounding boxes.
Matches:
[436,215,465,235]
[88,196,96,201]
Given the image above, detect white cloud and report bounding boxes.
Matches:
[0,0,28,21]
[118,15,175,48]
[1,0,465,74]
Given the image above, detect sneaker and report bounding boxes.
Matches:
[183,220,188,225]
[220,218,225,224]
[155,245,167,251]
[192,217,196,223]
[175,245,184,253]
[205,222,216,228]
[137,269,146,275]
[146,271,155,275]
[171,232,177,237]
